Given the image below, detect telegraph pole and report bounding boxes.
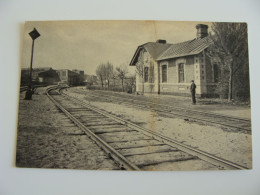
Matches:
[25,28,40,100]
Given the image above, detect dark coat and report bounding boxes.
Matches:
[190,82,196,93]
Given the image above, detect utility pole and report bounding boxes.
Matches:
[25,28,40,100]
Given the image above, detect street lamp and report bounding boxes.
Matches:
[25,28,40,100]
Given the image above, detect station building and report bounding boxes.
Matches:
[129,24,219,97]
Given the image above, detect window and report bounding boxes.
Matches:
[162,65,167,83]
[144,67,149,83]
[178,63,184,83]
[213,64,219,82]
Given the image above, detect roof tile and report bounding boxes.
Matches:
[157,37,212,61]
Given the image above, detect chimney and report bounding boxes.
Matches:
[196,24,208,39]
[156,39,167,44]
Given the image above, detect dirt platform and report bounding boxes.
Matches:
[16,87,118,170]
[66,88,252,169]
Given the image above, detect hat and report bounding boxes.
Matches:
[191,80,194,82]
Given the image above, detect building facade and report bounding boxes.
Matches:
[130,24,218,97]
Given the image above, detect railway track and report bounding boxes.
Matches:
[47,86,248,171]
[69,88,251,133]
[20,84,49,92]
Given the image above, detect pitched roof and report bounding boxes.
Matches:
[129,37,212,65]
[129,42,171,66]
[157,37,212,61]
[143,42,172,59]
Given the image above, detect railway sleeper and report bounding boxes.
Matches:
[127,151,198,167]
[106,138,155,144]
[99,134,152,143]
[121,147,179,157]
[109,139,163,149]
[94,129,135,134]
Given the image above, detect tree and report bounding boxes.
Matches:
[111,70,118,88]
[96,63,106,88]
[208,22,249,101]
[116,64,128,92]
[104,62,114,88]
[95,62,114,89]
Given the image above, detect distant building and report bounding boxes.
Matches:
[72,69,85,84]
[20,67,52,85]
[84,74,98,85]
[72,69,84,77]
[31,67,52,80]
[38,69,60,84]
[21,67,85,86]
[56,69,84,86]
[129,24,218,97]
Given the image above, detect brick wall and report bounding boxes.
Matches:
[158,56,195,95]
[185,56,195,83]
[205,55,213,83]
[167,59,177,83]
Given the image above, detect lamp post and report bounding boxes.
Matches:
[25,28,40,100]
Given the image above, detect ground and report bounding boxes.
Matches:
[15,86,252,170]
[65,87,252,169]
[16,87,118,170]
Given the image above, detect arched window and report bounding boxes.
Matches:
[213,64,219,82]
[144,67,149,83]
[178,63,184,83]
[162,65,167,83]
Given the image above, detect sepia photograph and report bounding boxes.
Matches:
[16,20,251,171]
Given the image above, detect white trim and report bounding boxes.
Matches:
[143,83,156,85]
[160,83,190,86]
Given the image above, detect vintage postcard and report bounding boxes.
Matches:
[16,20,251,171]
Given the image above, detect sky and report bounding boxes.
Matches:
[21,20,212,75]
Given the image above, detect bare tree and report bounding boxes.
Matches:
[104,62,114,89]
[116,64,128,92]
[96,63,106,88]
[208,22,249,100]
[112,70,117,88]
[95,62,114,89]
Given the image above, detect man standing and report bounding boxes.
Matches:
[190,80,196,104]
